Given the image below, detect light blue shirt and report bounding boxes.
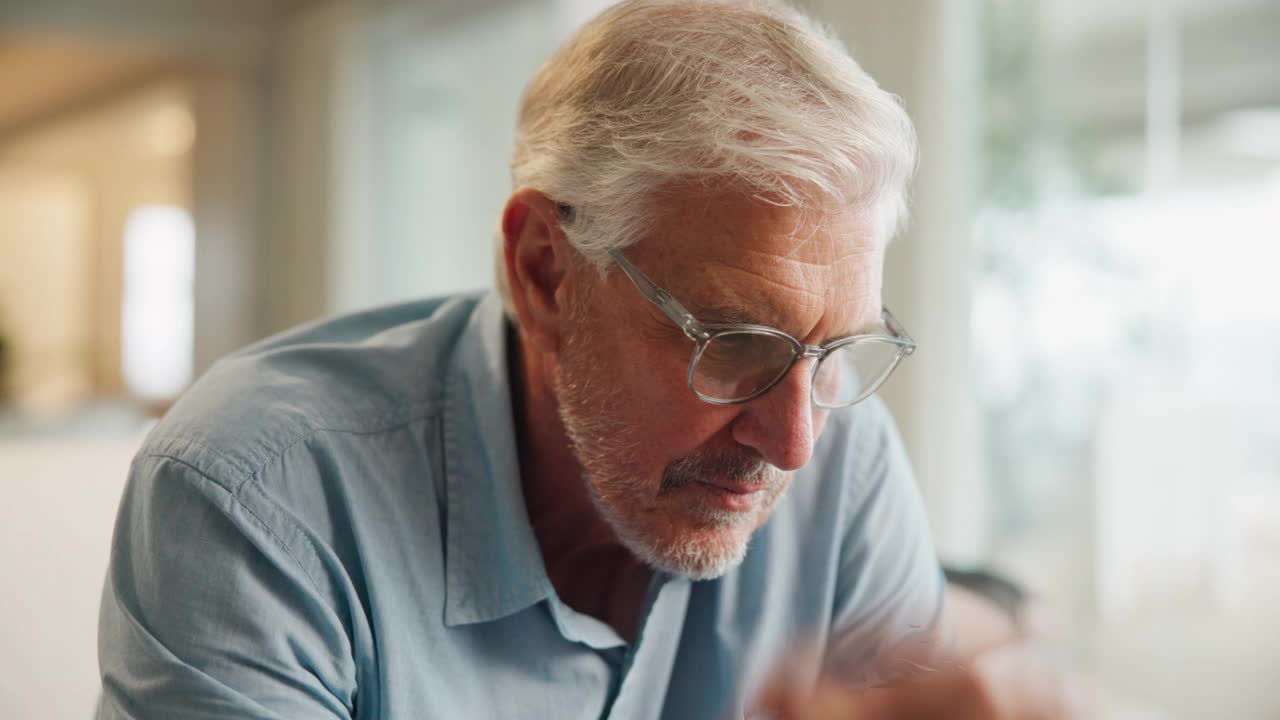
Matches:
[97,292,943,720]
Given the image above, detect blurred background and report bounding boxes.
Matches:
[0,0,1277,717]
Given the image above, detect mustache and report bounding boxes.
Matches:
[660,449,779,493]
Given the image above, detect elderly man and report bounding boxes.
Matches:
[98,1,1071,718]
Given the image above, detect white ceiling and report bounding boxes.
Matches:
[0,0,323,141]
[1042,0,1280,131]
[3,0,1276,144]
[1042,0,1277,49]
[0,35,174,139]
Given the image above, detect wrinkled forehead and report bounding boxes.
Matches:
[638,190,885,333]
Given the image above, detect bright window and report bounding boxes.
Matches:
[974,0,1280,715]
[121,205,194,401]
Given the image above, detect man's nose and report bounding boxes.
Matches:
[730,360,819,472]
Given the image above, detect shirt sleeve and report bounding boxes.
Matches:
[823,399,947,687]
[97,452,359,719]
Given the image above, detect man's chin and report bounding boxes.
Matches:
[587,473,785,580]
[638,482,792,578]
[624,517,757,580]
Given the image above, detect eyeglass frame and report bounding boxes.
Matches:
[606,247,917,408]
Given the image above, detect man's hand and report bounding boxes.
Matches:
[754,643,1090,720]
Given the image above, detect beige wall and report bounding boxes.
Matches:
[189,67,267,377]
[0,80,194,403]
[257,0,351,334]
[0,170,94,413]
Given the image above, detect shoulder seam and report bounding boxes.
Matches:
[140,409,445,599]
[152,398,442,493]
[136,451,330,599]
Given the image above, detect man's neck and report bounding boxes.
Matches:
[506,325,653,642]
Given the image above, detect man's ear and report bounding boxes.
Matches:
[502,188,574,355]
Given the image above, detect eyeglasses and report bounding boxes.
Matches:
[608,249,916,408]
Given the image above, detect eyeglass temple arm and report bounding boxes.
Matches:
[881,307,916,352]
[607,249,705,339]
[557,203,705,337]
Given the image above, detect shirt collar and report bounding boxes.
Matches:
[442,292,553,626]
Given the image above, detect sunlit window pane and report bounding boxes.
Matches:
[121,205,194,401]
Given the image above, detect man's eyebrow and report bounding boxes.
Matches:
[688,301,769,326]
[690,299,884,340]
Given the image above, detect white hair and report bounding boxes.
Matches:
[496,0,917,317]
